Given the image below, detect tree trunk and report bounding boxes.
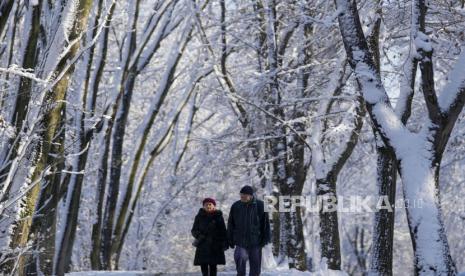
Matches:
[53,1,115,273]
[0,0,42,206]
[101,70,137,269]
[271,195,281,257]
[53,131,89,275]
[10,1,41,132]
[91,119,113,270]
[399,157,455,275]
[3,4,42,266]
[0,0,14,38]
[263,0,298,266]
[111,28,192,268]
[370,145,397,275]
[24,114,65,276]
[316,175,341,270]
[284,112,308,270]
[16,0,93,274]
[366,3,399,274]
[99,1,144,269]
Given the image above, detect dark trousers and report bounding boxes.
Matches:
[234,246,262,276]
[200,264,217,276]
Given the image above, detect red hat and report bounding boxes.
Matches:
[202,197,216,206]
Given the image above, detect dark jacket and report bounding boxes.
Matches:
[191,208,227,265]
[227,196,271,249]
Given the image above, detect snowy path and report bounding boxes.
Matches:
[66,269,348,276]
[67,270,316,275]
[67,272,236,276]
[67,273,231,276]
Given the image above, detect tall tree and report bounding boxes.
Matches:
[369,0,418,274]
[53,1,116,274]
[335,0,464,273]
[21,0,94,274]
[90,0,195,269]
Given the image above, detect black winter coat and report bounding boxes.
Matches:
[227,197,271,249]
[191,208,227,265]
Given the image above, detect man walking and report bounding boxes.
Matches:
[227,185,271,276]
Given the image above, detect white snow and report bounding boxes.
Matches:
[438,48,465,113]
[350,49,388,105]
[414,31,433,53]
[0,65,47,85]
[66,268,348,276]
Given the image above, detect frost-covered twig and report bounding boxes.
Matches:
[0,65,47,85]
[0,166,51,216]
[227,92,312,150]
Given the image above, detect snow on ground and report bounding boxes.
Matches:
[66,268,348,276]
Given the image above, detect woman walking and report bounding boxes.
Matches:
[191,198,228,276]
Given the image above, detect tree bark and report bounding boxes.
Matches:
[370,145,397,275]
[316,175,341,270]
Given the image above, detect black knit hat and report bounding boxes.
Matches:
[239,185,254,195]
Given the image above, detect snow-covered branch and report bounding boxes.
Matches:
[0,65,47,85]
[335,0,414,158]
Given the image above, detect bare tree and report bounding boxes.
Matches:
[90,0,197,269]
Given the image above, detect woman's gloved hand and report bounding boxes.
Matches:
[222,241,229,251]
[192,234,206,247]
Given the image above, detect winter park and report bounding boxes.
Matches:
[1,0,465,275]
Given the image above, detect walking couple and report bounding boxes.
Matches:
[191,185,271,276]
